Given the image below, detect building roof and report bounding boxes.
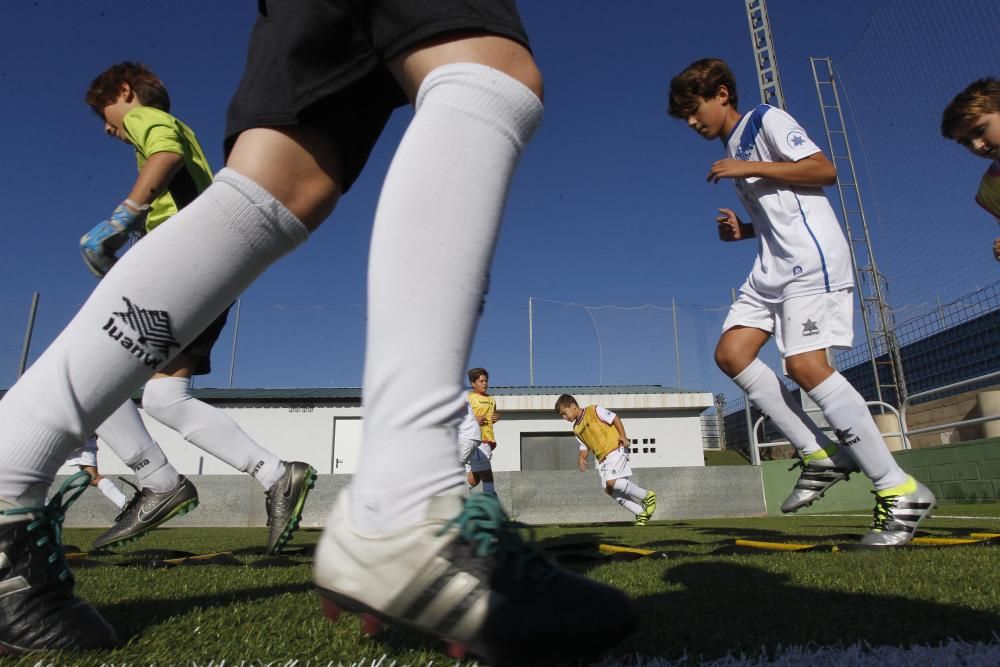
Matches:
[1,384,710,406]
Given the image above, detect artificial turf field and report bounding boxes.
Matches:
[20,504,1000,666]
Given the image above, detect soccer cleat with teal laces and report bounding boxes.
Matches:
[0,472,118,654]
[314,490,636,663]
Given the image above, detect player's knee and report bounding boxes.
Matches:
[714,342,744,377]
[784,353,833,390]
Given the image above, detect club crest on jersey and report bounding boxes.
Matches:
[793,265,803,276]
[101,297,180,368]
[802,319,820,336]
[786,130,806,149]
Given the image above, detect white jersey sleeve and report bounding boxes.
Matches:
[760,107,822,164]
[595,405,617,424]
[458,403,482,442]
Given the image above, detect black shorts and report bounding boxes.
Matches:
[225,0,530,192]
[182,304,233,376]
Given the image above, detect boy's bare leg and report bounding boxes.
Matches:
[718,327,857,512]
[719,326,835,459]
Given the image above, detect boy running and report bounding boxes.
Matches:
[556,394,656,525]
[667,57,934,545]
[79,62,315,553]
[466,367,499,496]
[0,2,634,660]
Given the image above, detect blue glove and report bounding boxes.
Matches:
[80,202,147,277]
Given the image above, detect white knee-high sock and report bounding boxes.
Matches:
[808,372,908,490]
[349,64,543,533]
[97,477,128,509]
[611,492,643,516]
[612,477,647,503]
[0,169,308,502]
[97,399,179,493]
[733,359,832,457]
[142,376,286,489]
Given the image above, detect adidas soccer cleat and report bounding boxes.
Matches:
[633,514,648,527]
[0,472,118,654]
[641,490,657,521]
[860,476,936,547]
[314,491,636,663]
[91,475,198,549]
[265,461,317,554]
[781,449,860,514]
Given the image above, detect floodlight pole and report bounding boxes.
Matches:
[16,292,40,379]
[528,297,534,386]
[745,0,787,109]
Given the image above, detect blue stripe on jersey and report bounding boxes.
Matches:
[732,104,771,160]
[792,190,831,291]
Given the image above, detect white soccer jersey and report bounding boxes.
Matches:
[458,403,481,443]
[726,104,853,303]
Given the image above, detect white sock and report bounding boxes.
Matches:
[142,376,286,489]
[808,372,908,490]
[97,399,179,493]
[611,491,644,516]
[348,64,542,534]
[612,477,647,503]
[733,358,832,457]
[97,477,128,509]
[0,169,308,501]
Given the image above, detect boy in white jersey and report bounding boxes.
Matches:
[555,394,656,526]
[466,367,499,496]
[941,77,1000,260]
[668,58,934,546]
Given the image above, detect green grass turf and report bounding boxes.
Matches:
[16,505,1000,665]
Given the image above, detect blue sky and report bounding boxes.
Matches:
[1,0,995,399]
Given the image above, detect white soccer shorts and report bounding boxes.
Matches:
[597,446,633,487]
[462,440,494,473]
[723,287,854,357]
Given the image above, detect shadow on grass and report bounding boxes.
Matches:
[626,560,1000,661]
[102,582,315,642]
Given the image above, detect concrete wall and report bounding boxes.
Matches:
[59,466,766,529]
[904,386,998,448]
[57,399,710,479]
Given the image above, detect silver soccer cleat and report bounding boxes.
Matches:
[860,478,936,547]
[781,452,860,513]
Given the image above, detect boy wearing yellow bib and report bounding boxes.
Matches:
[555,394,656,526]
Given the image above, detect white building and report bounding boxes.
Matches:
[58,385,714,477]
